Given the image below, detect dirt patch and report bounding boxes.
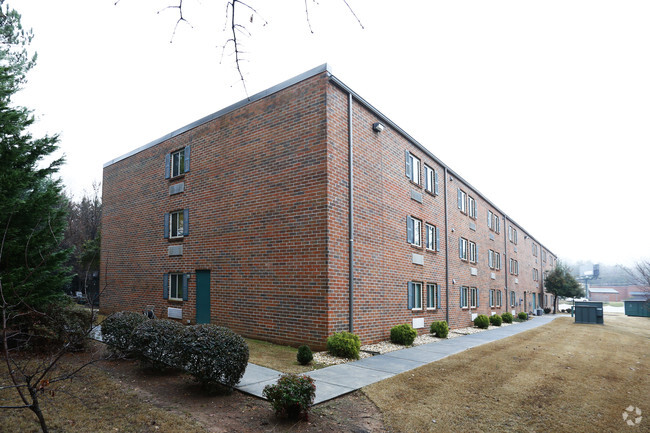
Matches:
[96,359,386,433]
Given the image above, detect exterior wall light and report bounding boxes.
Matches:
[372,122,385,132]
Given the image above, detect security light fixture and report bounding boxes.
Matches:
[372,122,385,132]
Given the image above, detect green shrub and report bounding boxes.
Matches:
[326,331,361,359]
[263,373,316,420]
[501,312,513,324]
[473,314,490,329]
[100,311,148,357]
[131,319,184,371]
[296,345,313,366]
[390,323,417,346]
[489,314,502,327]
[17,301,94,352]
[178,324,249,390]
[430,320,449,338]
[518,312,528,320]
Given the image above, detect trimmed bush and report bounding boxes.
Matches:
[131,319,184,371]
[178,324,249,389]
[501,312,514,324]
[390,323,417,346]
[543,307,551,314]
[473,314,490,329]
[489,314,502,327]
[327,331,361,360]
[296,345,313,366]
[518,312,528,320]
[263,373,316,420]
[430,320,449,338]
[101,311,148,357]
[18,301,94,352]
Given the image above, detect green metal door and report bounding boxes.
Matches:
[195,270,211,324]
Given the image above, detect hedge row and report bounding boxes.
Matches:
[101,312,249,388]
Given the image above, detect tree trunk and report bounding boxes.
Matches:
[29,388,49,433]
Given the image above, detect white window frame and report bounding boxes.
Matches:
[458,189,467,214]
[168,273,184,301]
[426,283,438,309]
[459,237,468,261]
[169,210,185,238]
[470,287,478,309]
[461,286,469,308]
[425,223,437,251]
[510,258,519,275]
[509,226,518,244]
[407,152,421,185]
[407,216,422,247]
[412,282,423,310]
[496,290,502,307]
[510,291,516,307]
[170,149,185,178]
[487,210,493,230]
[424,164,437,194]
[468,195,477,219]
[489,289,495,307]
[469,241,477,264]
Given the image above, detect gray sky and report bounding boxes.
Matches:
[16,0,650,267]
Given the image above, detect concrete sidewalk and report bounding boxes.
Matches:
[235,314,559,404]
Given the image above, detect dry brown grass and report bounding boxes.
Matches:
[245,338,325,373]
[0,355,207,433]
[364,314,650,433]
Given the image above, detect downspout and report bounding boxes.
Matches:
[444,167,450,324]
[348,92,354,333]
[504,215,509,311]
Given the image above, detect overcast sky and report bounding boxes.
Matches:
[15,1,650,267]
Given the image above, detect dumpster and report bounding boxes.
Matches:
[574,301,604,324]
[624,300,650,317]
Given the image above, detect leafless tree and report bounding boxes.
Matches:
[117,0,364,96]
[622,260,650,301]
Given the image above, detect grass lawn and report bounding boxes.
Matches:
[363,314,650,432]
[245,338,326,373]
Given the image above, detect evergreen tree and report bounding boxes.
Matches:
[544,262,583,314]
[0,2,69,310]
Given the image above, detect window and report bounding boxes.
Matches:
[405,151,420,185]
[458,189,467,213]
[165,209,189,239]
[533,268,539,281]
[424,164,438,195]
[532,243,538,257]
[470,287,478,308]
[509,258,519,275]
[468,196,477,219]
[460,286,469,308]
[407,216,422,246]
[469,241,477,264]
[165,146,191,179]
[542,250,547,262]
[426,283,439,309]
[459,237,468,261]
[510,291,516,307]
[408,282,423,310]
[425,223,439,251]
[488,250,501,270]
[509,226,518,244]
[489,289,495,307]
[164,273,187,301]
[488,210,500,233]
[496,290,502,307]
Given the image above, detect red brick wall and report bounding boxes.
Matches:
[102,72,332,349]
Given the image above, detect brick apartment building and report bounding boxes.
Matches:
[101,64,557,349]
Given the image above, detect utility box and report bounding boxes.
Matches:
[624,300,650,317]
[574,301,604,325]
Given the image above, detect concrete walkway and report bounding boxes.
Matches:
[236,314,559,404]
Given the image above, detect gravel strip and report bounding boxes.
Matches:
[313,321,523,366]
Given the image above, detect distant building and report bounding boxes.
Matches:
[587,287,620,302]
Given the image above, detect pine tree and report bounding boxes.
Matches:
[0,2,69,311]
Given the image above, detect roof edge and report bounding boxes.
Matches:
[103,63,331,168]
